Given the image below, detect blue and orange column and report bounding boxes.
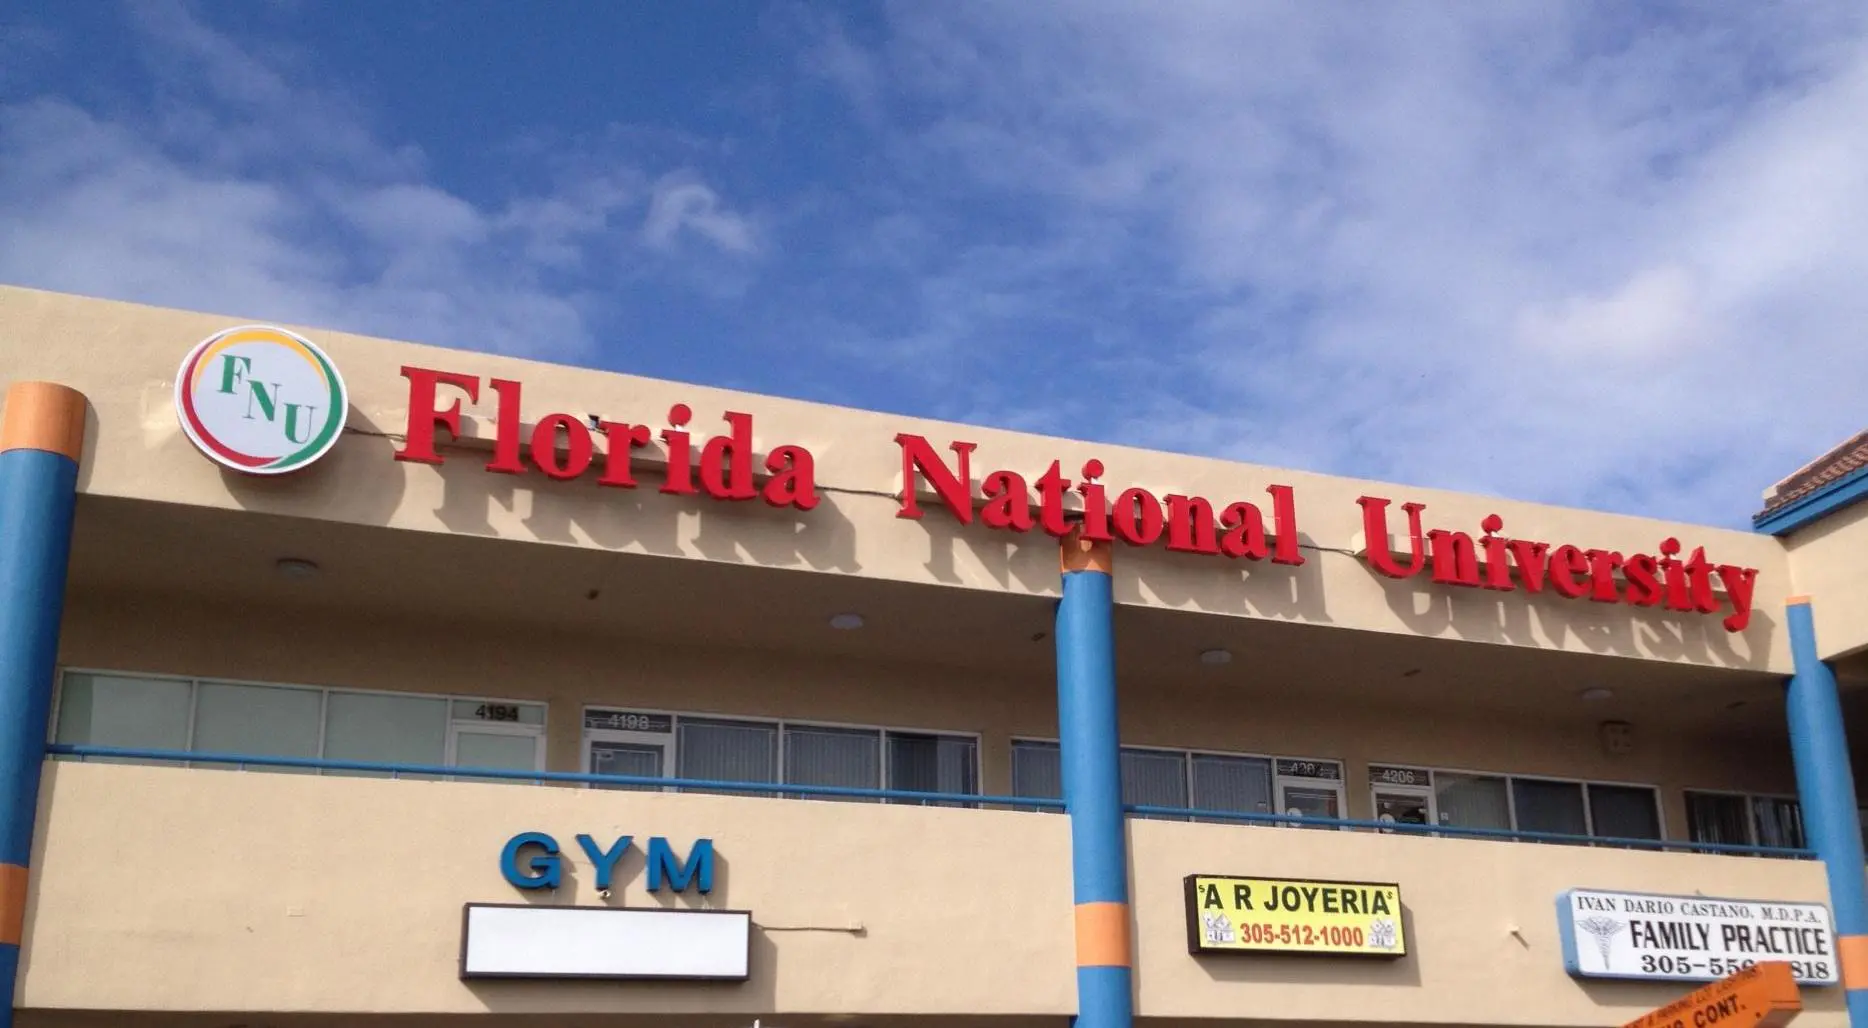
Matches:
[1056,531,1133,1028]
[0,382,86,1026]
[1783,596,1868,1025]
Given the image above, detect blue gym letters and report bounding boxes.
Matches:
[499,831,714,893]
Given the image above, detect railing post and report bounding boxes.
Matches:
[0,383,86,1027]
[1784,596,1868,1025]
[1056,530,1132,1028]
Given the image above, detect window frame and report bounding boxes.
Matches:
[1367,764,1437,831]
[1683,788,1804,849]
[580,704,982,801]
[52,666,547,773]
[1009,736,1347,825]
[1369,761,1666,842]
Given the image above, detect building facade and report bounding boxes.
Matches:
[1,283,1866,1028]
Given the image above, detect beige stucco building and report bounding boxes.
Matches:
[1,283,1865,1028]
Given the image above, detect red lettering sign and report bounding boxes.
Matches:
[1358,497,1759,633]
[892,434,1304,565]
[391,367,819,511]
[386,370,1755,636]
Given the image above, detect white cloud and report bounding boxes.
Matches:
[816,2,1868,525]
[0,3,758,359]
[644,175,759,255]
[1516,265,1704,362]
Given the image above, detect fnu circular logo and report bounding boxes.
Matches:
[175,325,348,474]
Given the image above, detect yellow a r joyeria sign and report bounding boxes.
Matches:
[1184,874,1406,957]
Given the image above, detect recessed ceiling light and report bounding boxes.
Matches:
[829,613,865,630]
[1579,687,1614,702]
[275,558,320,581]
[1199,648,1232,666]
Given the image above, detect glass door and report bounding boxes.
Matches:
[1369,764,1435,834]
[582,707,678,791]
[446,722,544,780]
[1372,787,1433,832]
[1280,784,1343,825]
[588,739,669,791]
[1274,757,1346,830]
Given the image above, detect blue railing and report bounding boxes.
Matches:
[43,743,1054,809]
[45,744,1813,858]
[1126,803,1815,857]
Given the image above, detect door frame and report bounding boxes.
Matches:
[582,733,675,791]
[445,719,546,773]
[1370,782,1437,833]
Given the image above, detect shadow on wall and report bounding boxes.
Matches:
[902,513,1332,624]
[72,402,101,493]
[204,412,1770,670]
[465,844,783,1015]
[214,413,862,576]
[509,841,735,913]
[210,409,411,530]
[1371,573,1776,672]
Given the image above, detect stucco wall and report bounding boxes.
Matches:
[20,762,1845,1026]
[0,285,1796,672]
[1785,498,1868,660]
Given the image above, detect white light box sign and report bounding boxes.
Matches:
[460,904,752,981]
[1558,889,1836,986]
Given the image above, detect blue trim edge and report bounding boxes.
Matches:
[44,744,1059,808]
[1754,464,1868,536]
[1556,891,1580,975]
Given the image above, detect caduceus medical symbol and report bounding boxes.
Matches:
[1577,915,1625,964]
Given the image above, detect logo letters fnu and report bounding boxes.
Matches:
[175,326,348,474]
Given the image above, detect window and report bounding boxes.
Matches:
[192,681,321,772]
[1685,791,1805,850]
[1513,778,1589,837]
[889,732,978,798]
[54,670,545,777]
[1009,740,1343,824]
[1011,739,1064,810]
[581,707,979,805]
[1589,783,1664,841]
[1370,764,1662,844]
[1191,753,1274,815]
[52,673,191,760]
[1120,748,1188,817]
[1432,771,1511,831]
[1754,797,1806,849]
[786,724,879,799]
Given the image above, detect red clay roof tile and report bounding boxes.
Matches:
[1758,429,1868,518]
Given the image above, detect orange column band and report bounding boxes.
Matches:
[0,382,87,460]
[1075,901,1132,968]
[1061,530,1113,575]
[1838,934,1868,990]
[0,863,27,948]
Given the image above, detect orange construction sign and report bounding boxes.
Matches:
[1623,961,1802,1028]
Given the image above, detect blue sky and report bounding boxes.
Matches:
[4,1,1867,528]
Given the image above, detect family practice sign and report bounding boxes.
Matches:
[1559,889,1837,987]
[170,329,1765,633]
